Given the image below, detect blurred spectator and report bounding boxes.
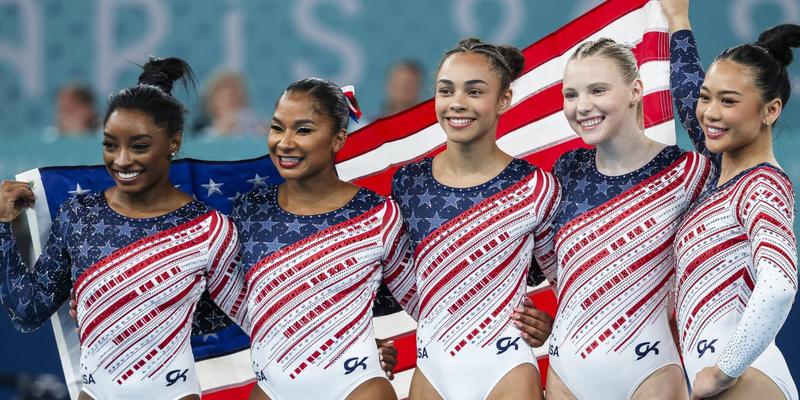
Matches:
[196,71,263,137]
[380,59,424,117]
[46,84,98,138]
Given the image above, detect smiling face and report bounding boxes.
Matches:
[268,91,346,182]
[102,108,179,196]
[434,52,512,145]
[562,55,642,145]
[696,59,777,154]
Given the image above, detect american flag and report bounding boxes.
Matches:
[17,0,674,397]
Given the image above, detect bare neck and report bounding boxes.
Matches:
[595,122,666,176]
[279,166,359,215]
[434,135,513,187]
[719,128,778,186]
[106,180,191,218]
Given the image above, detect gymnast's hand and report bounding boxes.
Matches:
[690,366,737,399]
[659,0,691,32]
[511,297,553,347]
[376,338,398,380]
[0,180,35,222]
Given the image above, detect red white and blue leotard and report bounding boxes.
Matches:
[548,145,711,399]
[671,29,798,399]
[232,185,417,400]
[0,193,247,400]
[392,157,560,400]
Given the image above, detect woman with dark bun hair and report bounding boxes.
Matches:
[391,37,559,400]
[0,57,248,400]
[663,0,800,399]
[232,77,418,400]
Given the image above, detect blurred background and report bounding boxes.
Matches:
[0,0,799,398]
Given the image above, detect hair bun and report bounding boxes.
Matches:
[497,45,525,80]
[756,24,800,67]
[138,71,173,93]
[137,57,194,95]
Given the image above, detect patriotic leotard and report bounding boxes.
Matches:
[0,193,247,400]
[671,29,798,399]
[232,185,417,400]
[392,157,560,400]
[547,145,711,399]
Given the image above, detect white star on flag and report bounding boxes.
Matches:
[202,179,224,197]
[202,333,219,342]
[247,173,268,188]
[227,192,243,202]
[68,183,90,195]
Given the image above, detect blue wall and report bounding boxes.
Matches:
[1,0,800,395]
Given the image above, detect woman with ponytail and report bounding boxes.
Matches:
[663,0,799,398]
[510,33,712,399]
[0,57,248,400]
[391,38,559,400]
[231,77,418,400]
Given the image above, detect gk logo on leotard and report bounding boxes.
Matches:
[343,357,368,375]
[166,369,188,386]
[82,374,95,385]
[634,341,660,360]
[697,339,718,358]
[496,337,521,355]
[549,344,559,357]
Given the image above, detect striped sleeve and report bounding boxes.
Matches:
[205,211,249,331]
[380,199,419,320]
[532,167,561,286]
[717,169,797,378]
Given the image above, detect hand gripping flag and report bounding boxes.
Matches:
[16,0,674,398]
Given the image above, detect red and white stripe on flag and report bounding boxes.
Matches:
[32,0,673,398]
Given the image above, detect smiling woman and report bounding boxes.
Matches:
[523,38,712,400]
[231,78,418,400]
[0,57,250,400]
[102,109,181,208]
[663,0,800,398]
[393,38,559,400]
[101,58,194,216]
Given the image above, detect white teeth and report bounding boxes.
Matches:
[579,117,604,128]
[117,171,141,180]
[707,127,728,134]
[280,156,302,162]
[449,118,473,126]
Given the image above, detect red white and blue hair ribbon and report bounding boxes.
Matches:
[341,85,362,122]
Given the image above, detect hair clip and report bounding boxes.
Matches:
[341,85,362,122]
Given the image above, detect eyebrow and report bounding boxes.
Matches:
[272,117,317,127]
[436,79,489,86]
[130,134,153,140]
[102,133,152,140]
[700,86,742,96]
[292,119,317,128]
